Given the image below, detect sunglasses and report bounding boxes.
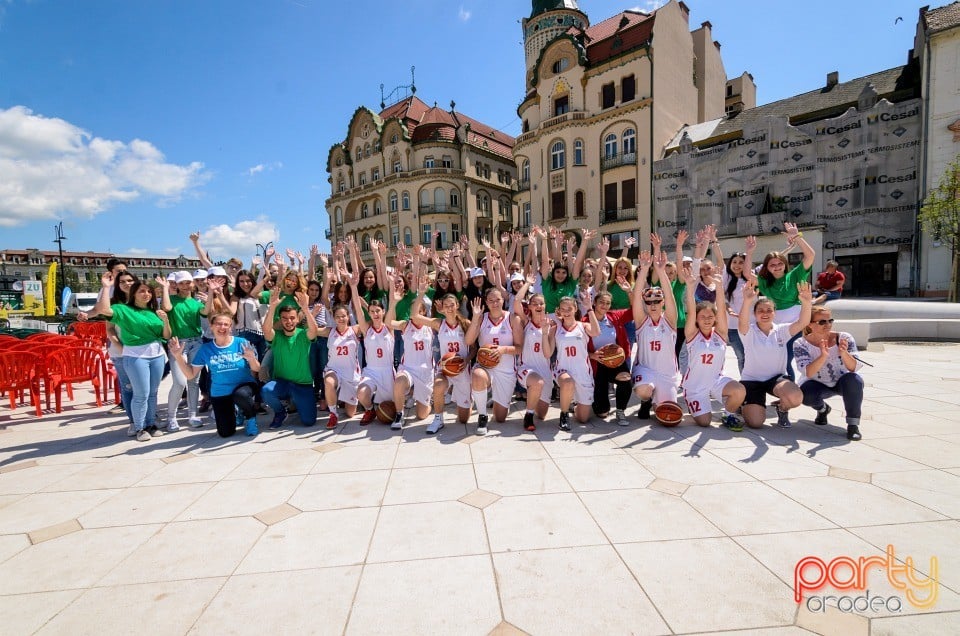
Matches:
[814,318,835,326]
[644,299,663,305]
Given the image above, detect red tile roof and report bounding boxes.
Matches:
[567,9,655,65]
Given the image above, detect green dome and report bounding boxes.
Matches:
[530,0,581,19]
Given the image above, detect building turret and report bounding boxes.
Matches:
[522,0,588,89]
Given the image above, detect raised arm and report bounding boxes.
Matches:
[784,222,815,271]
[464,297,484,346]
[654,251,678,329]
[512,272,536,318]
[155,275,173,312]
[262,288,281,342]
[681,269,699,341]
[295,290,317,340]
[632,250,652,326]
[91,271,116,318]
[739,281,757,337]
[571,228,594,280]
[788,282,813,337]
[189,231,215,269]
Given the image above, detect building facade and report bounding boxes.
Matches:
[325,97,516,261]
[513,0,734,252]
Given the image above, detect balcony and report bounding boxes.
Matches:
[476,208,492,219]
[601,152,638,171]
[516,179,530,193]
[599,207,638,226]
[542,110,587,131]
[418,205,462,215]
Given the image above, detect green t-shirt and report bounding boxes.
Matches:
[541,276,577,314]
[392,290,419,321]
[110,304,166,346]
[670,280,686,328]
[260,291,299,321]
[269,327,314,385]
[168,295,203,339]
[606,282,632,310]
[360,288,388,322]
[758,264,811,310]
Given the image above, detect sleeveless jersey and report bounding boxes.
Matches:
[400,321,434,372]
[634,317,679,378]
[554,321,592,378]
[682,329,727,390]
[327,327,360,374]
[363,325,395,370]
[520,320,551,374]
[439,319,468,358]
[479,312,515,373]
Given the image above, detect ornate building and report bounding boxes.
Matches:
[325,97,516,260]
[513,0,737,252]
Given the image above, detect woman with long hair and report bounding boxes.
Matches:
[388,276,436,430]
[230,269,266,361]
[163,271,206,432]
[793,306,864,440]
[721,238,755,372]
[587,288,633,426]
[355,296,396,424]
[543,296,600,430]
[91,272,172,442]
[513,274,553,431]
[465,287,521,436]
[306,279,330,410]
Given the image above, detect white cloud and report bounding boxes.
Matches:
[246,161,283,177]
[458,5,471,22]
[631,1,664,12]
[197,217,280,261]
[0,105,209,227]
[126,248,149,256]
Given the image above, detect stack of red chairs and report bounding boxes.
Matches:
[0,350,42,416]
[45,346,106,413]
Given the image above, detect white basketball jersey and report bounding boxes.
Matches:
[682,329,727,390]
[439,319,467,358]
[327,327,360,373]
[479,312,515,372]
[400,321,434,371]
[363,325,395,370]
[634,317,679,378]
[554,321,591,378]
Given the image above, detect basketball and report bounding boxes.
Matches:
[476,346,501,368]
[440,353,467,377]
[654,401,684,427]
[596,343,626,368]
[375,400,397,424]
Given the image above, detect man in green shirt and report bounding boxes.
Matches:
[262,288,317,428]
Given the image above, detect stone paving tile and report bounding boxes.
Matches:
[870,611,960,635]
[865,435,960,470]
[683,481,836,536]
[309,444,397,473]
[849,520,960,593]
[871,469,960,518]
[175,475,303,521]
[288,470,389,511]
[708,445,830,480]
[630,448,756,484]
[493,545,670,635]
[393,437,473,468]
[367,501,488,562]
[381,464,477,505]
[0,489,119,534]
[346,555,501,635]
[225,448,322,479]
[468,433,550,462]
[40,457,166,491]
[27,518,82,544]
[0,590,84,635]
[37,578,224,636]
[553,453,655,491]
[190,567,361,635]
[79,483,212,528]
[473,459,571,496]
[135,453,250,486]
[580,488,722,543]
[483,493,606,552]
[0,532,30,564]
[0,462,87,495]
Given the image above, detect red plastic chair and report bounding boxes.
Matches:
[12,343,67,409]
[44,346,105,413]
[24,332,57,341]
[66,321,109,349]
[0,351,42,416]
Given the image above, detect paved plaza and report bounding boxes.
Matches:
[0,342,957,635]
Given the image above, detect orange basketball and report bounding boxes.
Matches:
[375,400,397,424]
[654,401,684,427]
[440,353,467,377]
[476,346,501,368]
[596,343,626,368]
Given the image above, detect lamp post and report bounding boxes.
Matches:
[255,241,274,271]
[53,222,67,311]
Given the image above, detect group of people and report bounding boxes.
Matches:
[83,222,865,443]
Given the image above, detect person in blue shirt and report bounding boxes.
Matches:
[168,312,261,437]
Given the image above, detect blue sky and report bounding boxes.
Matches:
[0,0,919,262]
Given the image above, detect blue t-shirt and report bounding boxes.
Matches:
[190,337,257,397]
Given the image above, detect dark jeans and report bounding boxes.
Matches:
[211,382,260,437]
[801,373,863,420]
[262,379,317,426]
[593,361,632,416]
[309,337,329,395]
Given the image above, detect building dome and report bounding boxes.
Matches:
[530,0,581,19]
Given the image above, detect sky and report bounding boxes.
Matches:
[0,0,923,263]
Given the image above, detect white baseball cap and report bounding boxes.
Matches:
[509,272,524,283]
[207,266,228,277]
[192,269,209,279]
[470,267,485,278]
[173,271,193,283]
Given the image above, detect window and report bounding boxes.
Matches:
[435,223,447,248]
[355,147,361,160]
[393,160,402,173]
[372,168,380,181]
[362,233,371,251]
[361,203,369,218]
[338,179,345,193]
[392,228,400,247]
[391,133,399,143]
[574,139,584,165]
[475,161,482,176]
[498,197,511,221]
[374,200,382,215]
[521,160,530,183]
[726,85,733,98]
[551,141,565,170]
[477,192,490,213]
[551,58,568,73]
[422,224,431,245]
[551,190,566,219]
[575,190,585,218]
[483,164,491,179]
[434,187,445,211]
[442,155,452,169]
[504,172,512,185]
[523,202,531,227]
[374,140,381,153]
[374,230,384,243]
[451,223,461,242]
[450,189,460,208]
[553,95,569,116]
[497,169,504,184]
[364,143,370,157]
[622,75,636,102]
[402,191,410,210]
[623,128,636,156]
[359,172,367,185]
[404,227,413,246]
[622,179,636,211]
[389,191,398,212]
[601,83,615,109]
[604,182,618,224]
[424,156,435,169]
[336,156,343,166]
[604,134,618,159]
[522,120,530,133]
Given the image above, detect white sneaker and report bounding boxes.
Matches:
[166,421,180,433]
[426,417,444,434]
[188,416,204,428]
[126,424,136,437]
[136,430,151,442]
[616,409,629,427]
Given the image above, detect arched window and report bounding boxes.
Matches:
[449,187,460,209]
[476,191,490,213]
[521,159,530,183]
[389,191,398,212]
[355,147,361,161]
[402,191,410,210]
[364,143,370,157]
[403,227,413,245]
[419,189,431,209]
[391,133,399,144]
[361,203,369,219]
[574,139,584,165]
[550,141,565,170]
[374,230,384,243]
[604,133,618,158]
[362,233,371,251]
[374,199,382,215]
[622,128,636,155]
[434,187,445,212]
[575,190,585,217]
[335,207,343,226]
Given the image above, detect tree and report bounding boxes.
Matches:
[920,154,960,302]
